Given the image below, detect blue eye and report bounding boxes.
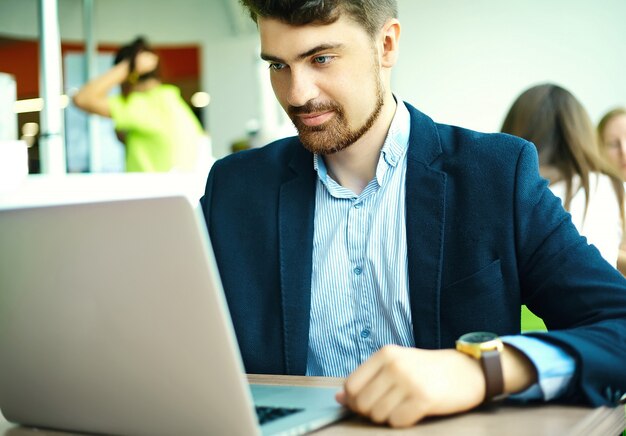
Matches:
[313,55,332,65]
[269,62,286,71]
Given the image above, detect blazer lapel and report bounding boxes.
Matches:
[405,104,446,350]
[278,143,317,374]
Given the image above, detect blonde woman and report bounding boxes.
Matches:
[598,107,626,274]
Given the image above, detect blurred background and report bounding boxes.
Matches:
[0,0,625,179]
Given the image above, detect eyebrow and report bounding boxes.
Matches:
[260,43,344,64]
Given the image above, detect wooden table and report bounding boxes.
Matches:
[0,375,623,435]
[250,374,626,436]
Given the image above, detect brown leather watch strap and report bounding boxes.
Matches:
[480,349,504,402]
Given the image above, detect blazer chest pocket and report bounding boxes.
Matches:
[440,259,507,334]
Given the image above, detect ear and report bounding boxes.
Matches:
[380,18,401,68]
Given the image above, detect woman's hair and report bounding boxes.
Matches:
[598,107,626,156]
[501,83,624,223]
[114,36,159,82]
[239,0,397,40]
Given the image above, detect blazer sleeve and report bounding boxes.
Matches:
[513,142,626,406]
[199,163,214,224]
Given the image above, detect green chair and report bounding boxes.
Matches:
[523,306,626,436]
[521,305,547,332]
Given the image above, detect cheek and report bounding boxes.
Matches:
[332,73,378,110]
[607,149,622,162]
[325,63,376,103]
[270,75,289,109]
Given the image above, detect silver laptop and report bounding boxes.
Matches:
[0,196,347,435]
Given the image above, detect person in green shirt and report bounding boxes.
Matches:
[73,37,204,172]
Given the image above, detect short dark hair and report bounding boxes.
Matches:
[239,0,398,38]
[114,36,159,82]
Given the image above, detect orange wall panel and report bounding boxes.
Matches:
[0,39,199,99]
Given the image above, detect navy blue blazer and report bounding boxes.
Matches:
[200,103,626,407]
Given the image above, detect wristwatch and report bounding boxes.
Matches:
[455,331,505,402]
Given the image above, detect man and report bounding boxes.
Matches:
[73,37,203,172]
[200,0,626,428]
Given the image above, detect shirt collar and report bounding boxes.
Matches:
[379,96,410,169]
[314,96,411,186]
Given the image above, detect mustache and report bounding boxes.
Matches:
[288,101,341,117]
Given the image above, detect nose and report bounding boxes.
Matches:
[286,68,319,108]
[620,140,626,157]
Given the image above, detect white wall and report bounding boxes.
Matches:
[1,0,625,158]
[0,0,230,43]
[0,73,17,140]
[395,0,626,132]
[204,33,261,156]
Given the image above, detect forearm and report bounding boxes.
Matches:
[73,60,130,117]
[455,344,537,401]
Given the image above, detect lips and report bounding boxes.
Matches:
[297,111,334,127]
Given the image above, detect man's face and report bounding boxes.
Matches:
[259,15,385,155]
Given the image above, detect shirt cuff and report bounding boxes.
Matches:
[501,334,576,402]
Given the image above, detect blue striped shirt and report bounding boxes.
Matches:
[307,100,414,376]
[305,99,575,401]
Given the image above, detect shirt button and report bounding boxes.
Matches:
[360,329,370,338]
[354,203,361,209]
[354,267,362,275]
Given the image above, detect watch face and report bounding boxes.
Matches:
[459,331,498,344]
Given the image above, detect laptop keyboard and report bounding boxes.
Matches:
[256,406,304,425]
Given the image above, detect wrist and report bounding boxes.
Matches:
[453,349,487,402]
[455,332,505,402]
[502,344,538,394]
[455,333,539,404]
[113,60,133,83]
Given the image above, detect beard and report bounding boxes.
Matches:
[287,74,385,155]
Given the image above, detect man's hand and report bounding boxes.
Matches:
[336,346,484,427]
[336,344,537,428]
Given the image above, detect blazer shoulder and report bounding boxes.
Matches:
[437,123,531,158]
[403,101,533,166]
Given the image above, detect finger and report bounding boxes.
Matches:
[335,390,346,405]
[344,345,398,398]
[349,365,396,415]
[369,386,408,424]
[388,397,427,428]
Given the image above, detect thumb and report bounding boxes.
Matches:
[335,390,347,405]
